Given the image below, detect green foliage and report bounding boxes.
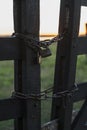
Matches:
[0,120,13,130]
[41,44,57,90]
[0,61,14,99]
[41,44,57,124]
[76,55,87,83]
[0,61,14,129]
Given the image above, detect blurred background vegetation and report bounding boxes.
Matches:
[0,44,87,129]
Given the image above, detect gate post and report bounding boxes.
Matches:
[13,0,41,130]
[51,0,81,130]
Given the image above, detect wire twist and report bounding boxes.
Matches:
[12,32,64,50]
[12,84,78,101]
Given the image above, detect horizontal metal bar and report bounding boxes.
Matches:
[72,100,87,130]
[77,36,87,55]
[73,82,87,102]
[0,98,22,121]
[81,0,87,6]
[0,37,22,60]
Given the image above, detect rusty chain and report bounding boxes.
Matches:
[12,83,78,101]
[13,32,64,47]
[12,32,65,58]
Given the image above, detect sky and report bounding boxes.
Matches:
[0,0,87,36]
[79,6,87,35]
[40,0,60,34]
[0,0,13,35]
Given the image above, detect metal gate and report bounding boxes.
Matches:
[51,0,87,130]
[0,0,40,130]
[0,0,87,130]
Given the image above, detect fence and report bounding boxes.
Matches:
[52,0,87,130]
[0,0,40,130]
[0,0,87,130]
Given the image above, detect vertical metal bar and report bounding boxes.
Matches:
[13,1,23,130]
[13,0,41,130]
[51,0,81,130]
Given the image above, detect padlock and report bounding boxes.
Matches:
[40,47,52,58]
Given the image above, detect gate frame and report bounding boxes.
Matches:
[0,1,41,130]
[0,0,87,130]
[51,0,87,130]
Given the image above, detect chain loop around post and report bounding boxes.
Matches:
[12,32,65,58]
[12,83,78,101]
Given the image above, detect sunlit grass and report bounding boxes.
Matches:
[41,43,57,124]
[76,55,87,83]
[0,61,14,129]
[0,61,14,99]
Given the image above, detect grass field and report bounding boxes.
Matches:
[0,44,87,129]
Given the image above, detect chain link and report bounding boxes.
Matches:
[12,32,64,52]
[39,34,64,48]
[12,84,78,100]
[12,33,78,101]
[12,32,65,59]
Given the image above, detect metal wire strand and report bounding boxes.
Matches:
[12,32,65,58]
[12,32,64,48]
[12,84,78,100]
